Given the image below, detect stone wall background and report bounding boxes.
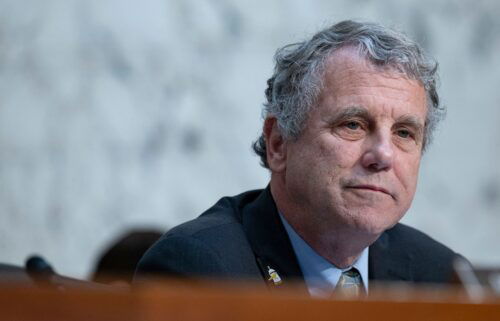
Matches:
[0,0,499,278]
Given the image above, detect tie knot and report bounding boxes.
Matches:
[342,268,361,279]
[335,267,365,298]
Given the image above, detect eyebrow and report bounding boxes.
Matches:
[395,115,425,134]
[328,105,425,135]
[328,106,371,124]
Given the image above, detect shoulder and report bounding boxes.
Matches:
[381,223,462,283]
[134,189,264,280]
[386,223,457,259]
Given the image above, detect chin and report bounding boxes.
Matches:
[360,223,392,236]
[346,211,400,236]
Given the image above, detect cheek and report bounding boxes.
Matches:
[395,154,421,195]
[317,136,362,169]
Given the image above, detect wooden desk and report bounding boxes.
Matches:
[1,281,499,321]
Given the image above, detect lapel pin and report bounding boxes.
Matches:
[267,266,282,285]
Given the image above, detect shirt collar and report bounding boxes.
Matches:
[279,213,369,297]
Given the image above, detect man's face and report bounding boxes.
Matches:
[279,48,427,237]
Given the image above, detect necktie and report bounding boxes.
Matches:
[335,267,365,298]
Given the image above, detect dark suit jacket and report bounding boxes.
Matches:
[135,188,460,290]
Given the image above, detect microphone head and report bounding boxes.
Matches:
[25,255,55,277]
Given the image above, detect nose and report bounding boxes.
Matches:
[361,133,394,172]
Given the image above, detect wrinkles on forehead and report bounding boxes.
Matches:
[321,46,420,89]
[317,47,427,109]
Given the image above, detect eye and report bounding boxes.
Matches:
[333,119,367,141]
[396,129,412,139]
[344,121,361,130]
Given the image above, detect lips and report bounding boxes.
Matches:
[347,185,394,199]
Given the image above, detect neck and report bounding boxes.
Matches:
[303,230,375,268]
[270,176,379,269]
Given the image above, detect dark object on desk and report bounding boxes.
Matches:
[25,254,123,291]
[25,255,56,287]
[92,229,162,285]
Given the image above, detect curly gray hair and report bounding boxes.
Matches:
[253,20,444,168]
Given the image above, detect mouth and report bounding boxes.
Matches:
[346,185,395,199]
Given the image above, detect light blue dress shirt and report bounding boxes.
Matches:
[279,213,369,298]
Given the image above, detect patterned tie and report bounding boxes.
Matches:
[335,267,365,298]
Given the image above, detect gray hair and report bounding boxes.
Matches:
[253,20,444,168]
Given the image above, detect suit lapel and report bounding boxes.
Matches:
[369,225,413,282]
[241,187,306,291]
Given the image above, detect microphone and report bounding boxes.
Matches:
[24,255,125,292]
[26,255,55,276]
[25,255,59,289]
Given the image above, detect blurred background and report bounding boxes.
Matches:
[0,0,499,279]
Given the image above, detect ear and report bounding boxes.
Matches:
[263,117,287,173]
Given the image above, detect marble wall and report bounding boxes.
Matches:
[0,0,499,278]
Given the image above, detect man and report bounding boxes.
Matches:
[135,20,462,296]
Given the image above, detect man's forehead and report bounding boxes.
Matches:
[324,47,415,85]
[315,48,428,124]
[322,47,424,95]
